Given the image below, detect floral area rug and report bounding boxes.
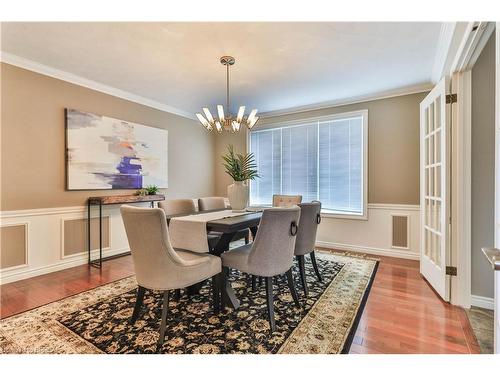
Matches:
[0,251,378,354]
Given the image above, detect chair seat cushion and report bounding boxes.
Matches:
[221,243,253,274]
[173,249,222,288]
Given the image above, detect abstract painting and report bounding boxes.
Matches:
[65,109,168,190]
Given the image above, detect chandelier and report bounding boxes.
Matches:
[196,56,259,133]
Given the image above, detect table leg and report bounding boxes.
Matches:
[213,232,241,309]
[250,226,258,241]
[212,232,236,256]
[222,267,240,309]
[187,232,235,296]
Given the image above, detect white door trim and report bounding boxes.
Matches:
[494,23,500,354]
[451,22,495,74]
[444,21,495,308]
[450,71,472,308]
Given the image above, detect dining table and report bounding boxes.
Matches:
[165,208,263,309]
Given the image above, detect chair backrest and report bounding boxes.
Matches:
[158,199,196,216]
[120,205,189,290]
[272,194,302,207]
[294,201,321,256]
[248,206,301,277]
[198,197,226,211]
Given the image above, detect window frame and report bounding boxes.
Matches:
[246,109,369,220]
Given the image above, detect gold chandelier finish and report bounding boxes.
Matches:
[195,56,259,133]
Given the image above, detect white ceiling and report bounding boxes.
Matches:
[1,22,442,118]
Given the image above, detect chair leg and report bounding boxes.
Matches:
[251,275,257,292]
[297,255,309,297]
[212,274,221,314]
[245,230,250,244]
[265,277,276,332]
[130,286,146,324]
[221,266,229,310]
[285,269,301,308]
[174,289,181,301]
[156,290,170,352]
[310,251,322,281]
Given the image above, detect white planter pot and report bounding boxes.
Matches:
[227,181,249,212]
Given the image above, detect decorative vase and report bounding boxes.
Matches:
[227,181,249,212]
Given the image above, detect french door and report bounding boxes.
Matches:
[420,77,451,301]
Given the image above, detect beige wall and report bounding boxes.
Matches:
[0,63,216,211]
[214,92,426,204]
[471,33,496,299]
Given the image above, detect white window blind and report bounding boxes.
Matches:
[249,111,367,217]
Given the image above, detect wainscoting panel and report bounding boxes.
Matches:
[316,204,420,260]
[0,204,149,284]
[62,216,110,257]
[391,214,410,249]
[1,202,420,284]
[0,223,28,269]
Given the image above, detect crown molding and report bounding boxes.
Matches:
[0,51,197,121]
[259,82,433,119]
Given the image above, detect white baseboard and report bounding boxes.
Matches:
[0,247,130,285]
[471,294,495,310]
[316,240,420,260]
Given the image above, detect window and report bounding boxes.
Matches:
[249,110,368,218]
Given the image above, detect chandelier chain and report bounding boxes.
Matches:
[226,63,230,115]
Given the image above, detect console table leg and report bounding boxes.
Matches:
[87,200,91,265]
[99,202,102,268]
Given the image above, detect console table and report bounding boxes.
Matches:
[87,194,165,268]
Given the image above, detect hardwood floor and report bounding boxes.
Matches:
[0,252,481,354]
[341,253,481,354]
[0,256,135,319]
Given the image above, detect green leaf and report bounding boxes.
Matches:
[221,144,260,182]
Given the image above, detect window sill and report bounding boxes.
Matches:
[248,206,368,220]
[321,210,368,221]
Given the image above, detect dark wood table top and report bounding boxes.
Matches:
[166,209,262,233]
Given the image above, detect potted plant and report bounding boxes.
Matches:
[222,145,259,212]
[135,185,159,196]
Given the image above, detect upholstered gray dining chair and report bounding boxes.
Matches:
[198,196,250,245]
[198,196,227,211]
[158,199,196,216]
[159,198,222,253]
[221,206,302,332]
[120,205,222,351]
[294,201,322,297]
[272,194,303,207]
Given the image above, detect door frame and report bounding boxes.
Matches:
[450,71,471,307]
[495,23,500,354]
[446,21,495,307]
